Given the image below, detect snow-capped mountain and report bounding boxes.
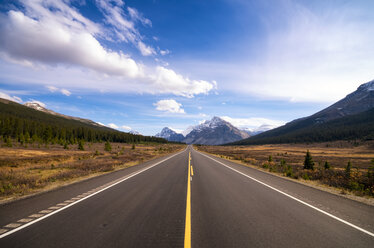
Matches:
[155,127,185,142]
[183,116,250,145]
[181,125,194,136]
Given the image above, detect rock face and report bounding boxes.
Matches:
[155,127,185,142]
[310,80,374,123]
[183,116,250,145]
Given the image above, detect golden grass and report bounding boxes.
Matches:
[196,142,374,197]
[0,142,185,201]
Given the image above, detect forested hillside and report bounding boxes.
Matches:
[0,99,166,145]
[230,108,374,145]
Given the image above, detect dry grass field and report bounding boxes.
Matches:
[0,142,185,201]
[196,141,374,197]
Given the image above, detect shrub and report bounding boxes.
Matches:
[132,144,135,150]
[268,155,273,162]
[78,140,85,151]
[104,141,112,152]
[303,150,314,170]
[285,165,293,178]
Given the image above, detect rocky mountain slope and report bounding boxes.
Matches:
[183,117,250,145]
[231,80,374,145]
[155,127,185,142]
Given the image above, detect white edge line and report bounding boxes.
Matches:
[0,148,187,239]
[196,150,374,238]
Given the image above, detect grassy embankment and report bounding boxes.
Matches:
[196,142,374,197]
[0,141,185,202]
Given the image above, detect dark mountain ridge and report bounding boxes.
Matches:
[230,80,374,145]
[0,98,166,144]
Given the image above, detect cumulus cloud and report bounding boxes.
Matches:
[154,99,185,114]
[60,89,71,96]
[151,67,216,98]
[221,116,285,130]
[107,123,119,129]
[0,0,215,98]
[0,91,22,103]
[120,125,132,131]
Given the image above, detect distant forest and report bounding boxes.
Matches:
[0,100,167,145]
[230,108,374,145]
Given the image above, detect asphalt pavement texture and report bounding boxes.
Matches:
[0,146,373,247]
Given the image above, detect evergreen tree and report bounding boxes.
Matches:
[346,161,352,177]
[104,141,112,152]
[78,139,85,151]
[303,150,314,170]
[324,161,331,170]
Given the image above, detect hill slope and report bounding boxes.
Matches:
[0,98,166,144]
[230,80,374,145]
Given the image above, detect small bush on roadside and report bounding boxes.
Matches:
[104,141,112,152]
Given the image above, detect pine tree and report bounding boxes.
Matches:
[303,150,314,170]
[346,161,352,177]
[104,141,112,152]
[324,161,331,170]
[78,139,84,150]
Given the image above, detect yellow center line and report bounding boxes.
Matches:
[184,152,191,248]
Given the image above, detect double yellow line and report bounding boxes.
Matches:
[184,152,192,248]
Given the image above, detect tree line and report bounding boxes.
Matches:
[0,100,167,145]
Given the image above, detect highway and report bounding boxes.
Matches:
[0,146,373,247]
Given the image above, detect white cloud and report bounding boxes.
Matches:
[0,0,215,98]
[160,49,170,56]
[151,66,215,98]
[220,116,285,130]
[96,0,155,56]
[0,91,22,103]
[228,2,374,103]
[137,41,156,56]
[154,99,185,114]
[121,125,132,131]
[107,123,119,129]
[47,86,58,92]
[60,89,71,96]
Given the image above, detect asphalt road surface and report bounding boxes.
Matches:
[0,146,373,247]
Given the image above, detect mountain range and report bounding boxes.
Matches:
[231,80,374,145]
[156,116,250,145]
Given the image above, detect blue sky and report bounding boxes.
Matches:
[0,0,374,135]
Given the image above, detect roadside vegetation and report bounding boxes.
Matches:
[0,140,185,201]
[196,142,374,197]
